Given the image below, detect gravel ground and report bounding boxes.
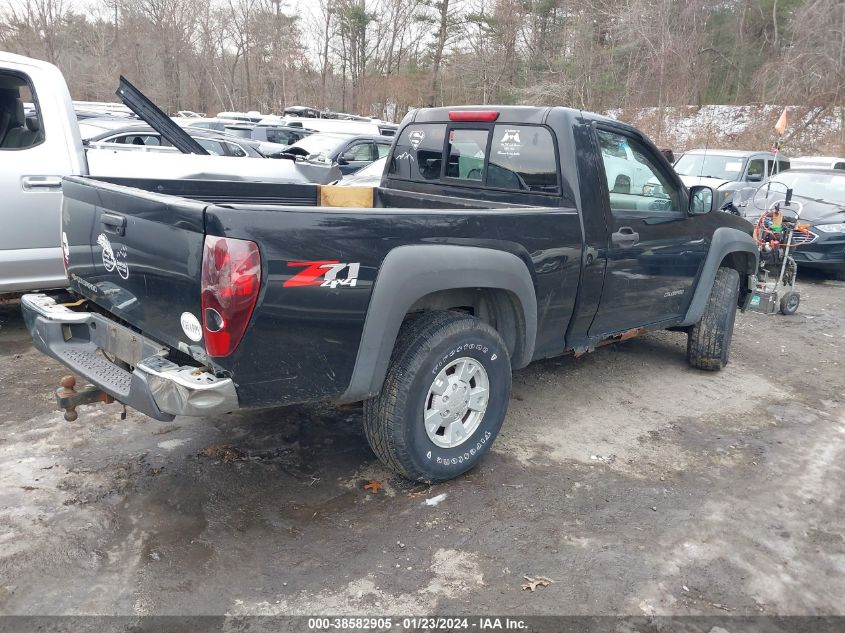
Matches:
[0,272,843,621]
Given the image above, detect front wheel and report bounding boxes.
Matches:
[363,311,512,482]
[687,267,740,371]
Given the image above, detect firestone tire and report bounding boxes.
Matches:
[363,311,512,482]
[687,267,740,371]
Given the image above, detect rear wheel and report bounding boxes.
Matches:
[363,311,512,482]
[779,291,800,315]
[687,267,740,371]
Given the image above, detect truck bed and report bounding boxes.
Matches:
[92,177,532,210]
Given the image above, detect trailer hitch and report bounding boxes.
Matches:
[56,375,115,421]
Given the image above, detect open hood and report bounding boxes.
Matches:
[115,76,208,155]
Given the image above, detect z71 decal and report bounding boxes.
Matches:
[284,260,361,288]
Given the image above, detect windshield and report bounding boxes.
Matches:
[675,154,744,180]
[290,133,349,157]
[769,172,845,204]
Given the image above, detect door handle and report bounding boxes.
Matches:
[611,226,640,247]
[101,212,126,236]
[21,176,63,190]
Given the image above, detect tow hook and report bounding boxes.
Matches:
[56,375,115,421]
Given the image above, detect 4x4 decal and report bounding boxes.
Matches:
[284,260,361,288]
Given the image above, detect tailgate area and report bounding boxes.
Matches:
[62,176,208,357]
[22,293,238,420]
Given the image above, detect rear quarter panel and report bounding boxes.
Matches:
[206,205,582,407]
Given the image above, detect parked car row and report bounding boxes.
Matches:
[598,137,845,279]
[277,132,392,174]
[85,123,281,157]
[737,168,845,280]
[0,52,344,294]
[664,148,845,279]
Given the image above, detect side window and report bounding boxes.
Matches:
[346,142,374,162]
[376,142,391,158]
[445,128,488,181]
[0,71,45,150]
[489,125,558,193]
[836,162,845,171]
[225,142,246,157]
[596,129,680,214]
[746,159,765,180]
[766,159,788,176]
[599,133,627,159]
[116,134,161,146]
[388,123,446,181]
[269,129,295,144]
[196,138,224,155]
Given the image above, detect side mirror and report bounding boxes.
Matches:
[339,152,356,164]
[747,173,762,182]
[689,185,716,214]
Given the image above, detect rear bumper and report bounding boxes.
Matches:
[22,293,238,421]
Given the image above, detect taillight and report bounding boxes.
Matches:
[201,235,261,357]
[448,111,499,122]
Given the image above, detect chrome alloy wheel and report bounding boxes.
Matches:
[424,357,490,448]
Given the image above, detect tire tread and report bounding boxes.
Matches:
[363,311,508,481]
[687,267,740,371]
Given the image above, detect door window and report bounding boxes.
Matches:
[111,134,162,146]
[596,129,680,214]
[746,159,765,180]
[376,142,391,158]
[0,72,44,150]
[195,138,225,155]
[346,142,374,162]
[769,159,789,175]
[224,142,247,157]
[267,129,301,144]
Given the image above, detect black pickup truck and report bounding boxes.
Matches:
[23,106,759,482]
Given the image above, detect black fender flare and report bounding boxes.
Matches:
[680,227,759,327]
[338,245,537,403]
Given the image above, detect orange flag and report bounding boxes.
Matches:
[774,108,788,135]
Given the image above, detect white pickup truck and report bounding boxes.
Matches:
[0,52,339,294]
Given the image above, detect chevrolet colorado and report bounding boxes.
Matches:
[23,106,759,482]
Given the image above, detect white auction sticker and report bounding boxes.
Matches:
[180,312,203,342]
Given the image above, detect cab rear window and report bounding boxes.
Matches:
[489,125,558,193]
[446,129,487,181]
[389,123,447,181]
[388,122,559,194]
